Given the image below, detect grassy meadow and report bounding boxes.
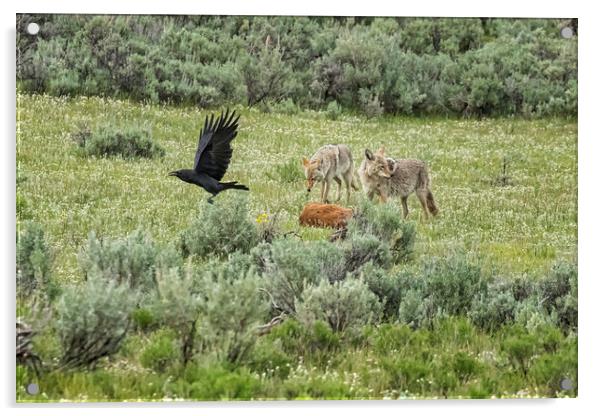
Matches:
[16,93,577,401]
[17,94,576,281]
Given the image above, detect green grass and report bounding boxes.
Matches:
[17,317,577,401]
[17,93,577,283]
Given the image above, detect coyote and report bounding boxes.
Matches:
[302,144,358,203]
[358,147,438,219]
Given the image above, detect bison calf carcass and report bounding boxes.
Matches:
[299,203,353,229]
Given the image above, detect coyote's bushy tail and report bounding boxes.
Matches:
[221,181,249,191]
[426,191,438,216]
[351,174,360,191]
[418,168,438,216]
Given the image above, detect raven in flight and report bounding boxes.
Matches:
[169,109,249,203]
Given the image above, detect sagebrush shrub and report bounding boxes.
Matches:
[345,199,416,265]
[55,273,137,369]
[469,283,517,332]
[348,199,404,242]
[255,211,282,244]
[202,251,258,284]
[359,90,384,118]
[359,263,406,320]
[514,297,556,332]
[79,229,179,294]
[509,275,536,302]
[537,261,577,331]
[390,222,416,263]
[196,262,270,363]
[398,288,436,329]
[421,253,486,316]
[297,278,382,332]
[17,222,54,299]
[74,125,165,159]
[180,195,259,259]
[151,267,201,365]
[344,233,392,273]
[396,254,486,328]
[18,16,576,117]
[254,238,346,314]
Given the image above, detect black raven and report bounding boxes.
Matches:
[169,109,249,203]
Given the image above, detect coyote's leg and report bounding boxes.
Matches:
[323,180,331,203]
[320,181,326,203]
[333,176,342,201]
[415,189,430,220]
[378,189,388,204]
[401,196,409,218]
[366,189,375,201]
[344,170,354,203]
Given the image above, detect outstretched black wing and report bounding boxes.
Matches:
[193,109,240,181]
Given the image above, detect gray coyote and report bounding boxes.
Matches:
[302,144,359,203]
[358,147,438,219]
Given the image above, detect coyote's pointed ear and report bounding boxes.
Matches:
[376,146,385,157]
[386,158,396,172]
[365,149,374,161]
[302,157,309,167]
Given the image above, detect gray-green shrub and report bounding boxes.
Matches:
[196,262,270,363]
[347,198,404,242]
[469,280,518,332]
[397,253,486,328]
[151,267,201,365]
[180,195,259,259]
[297,278,382,332]
[514,297,557,332]
[18,15,577,117]
[390,222,416,263]
[421,254,486,316]
[359,263,406,320]
[537,261,577,331]
[398,289,437,329]
[74,125,165,159]
[79,229,179,294]
[254,238,346,314]
[17,222,53,298]
[344,233,392,272]
[343,199,415,268]
[55,272,137,369]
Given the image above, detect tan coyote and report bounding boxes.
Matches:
[302,144,358,203]
[358,146,438,219]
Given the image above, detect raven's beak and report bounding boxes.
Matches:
[168,171,177,177]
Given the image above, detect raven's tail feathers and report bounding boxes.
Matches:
[221,181,250,191]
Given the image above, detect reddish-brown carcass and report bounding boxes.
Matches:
[299,203,353,229]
